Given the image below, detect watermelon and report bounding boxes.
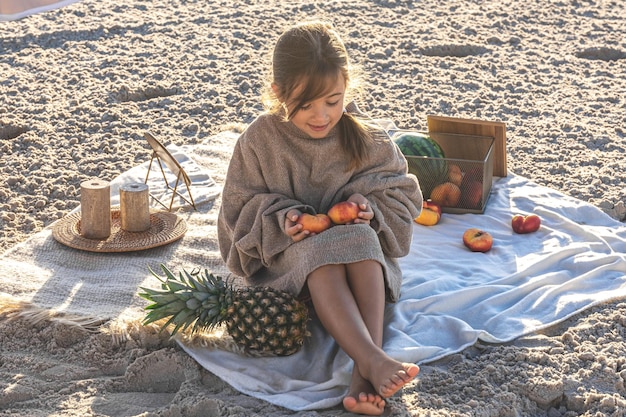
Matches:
[393,132,448,198]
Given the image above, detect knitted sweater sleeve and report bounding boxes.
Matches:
[217,125,306,278]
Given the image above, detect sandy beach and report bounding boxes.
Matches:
[1,1,625,416]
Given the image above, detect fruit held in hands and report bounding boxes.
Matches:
[328,201,361,225]
[414,200,441,226]
[511,214,541,234]
[430,182,461,207]
[297,213,332,233]
[462,228,493,252]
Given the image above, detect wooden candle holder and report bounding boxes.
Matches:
[120,183,151,232]
[80,179,111,239]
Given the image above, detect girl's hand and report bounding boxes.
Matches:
[348,193,374,225]
[285,209,309,242]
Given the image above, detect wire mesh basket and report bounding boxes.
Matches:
[396,131,495,214]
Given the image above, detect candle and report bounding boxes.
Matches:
[120,183,151,232]
[80,179,111,239]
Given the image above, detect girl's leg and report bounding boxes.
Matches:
[345,261,418,397]
[307,262,418,415]
[343,261,387,415]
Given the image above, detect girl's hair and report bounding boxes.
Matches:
[262,21,375,171]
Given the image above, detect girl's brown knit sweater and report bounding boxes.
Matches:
[217,109,422,302]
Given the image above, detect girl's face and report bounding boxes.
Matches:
[284,76,346,139]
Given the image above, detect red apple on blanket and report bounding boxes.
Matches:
[328,201,361,225]
[430,182,461,207]
[462,228,493,252]
[297,213,332,234]
[511,214,541,234]
[414,200,441,226]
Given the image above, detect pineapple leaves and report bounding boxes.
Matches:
[138,264,230,337]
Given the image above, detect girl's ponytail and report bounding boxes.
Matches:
[338,111,376,171]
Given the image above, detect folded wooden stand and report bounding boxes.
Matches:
[143,132,196,211]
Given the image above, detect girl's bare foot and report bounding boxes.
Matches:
[367,359,420,398]
[343,392,386,416]
[343,371,386,416]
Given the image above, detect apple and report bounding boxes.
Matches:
[463,166,483,183]
[297,213,332,234]
[448,164,463,187]
[430,182,461,207]
[414,200,441,226]
[462,228,493,252]
[511,214,541,234]
[328,201,360,225]
[461,179,483,209]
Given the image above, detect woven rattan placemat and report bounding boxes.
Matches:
[52,209,187,253]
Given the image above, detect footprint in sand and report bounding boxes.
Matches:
[420,44,491,58]
[125,349,192,393]
[575,46,626,61]
[0,123,27,140]
[111,84,182,103]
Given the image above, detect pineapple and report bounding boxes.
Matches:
[139,264,309,356]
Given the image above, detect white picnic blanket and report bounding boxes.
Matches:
[179,166,626,410]
[1,130,625,411]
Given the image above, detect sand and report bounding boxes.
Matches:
[1,0,625,416]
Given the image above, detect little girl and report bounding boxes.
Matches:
[217,21,423,416]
